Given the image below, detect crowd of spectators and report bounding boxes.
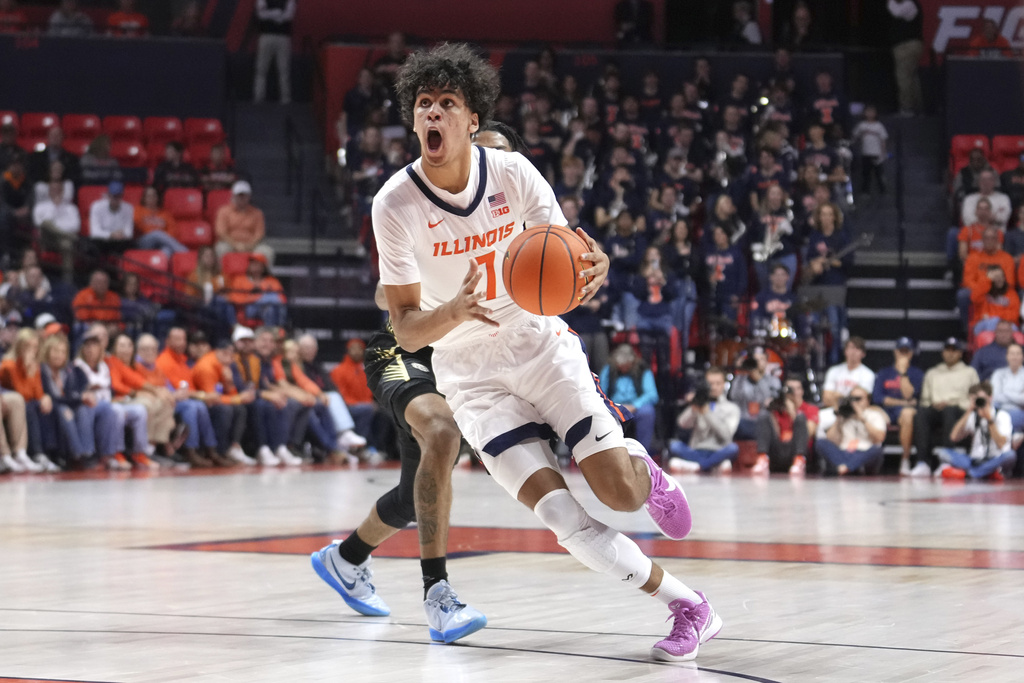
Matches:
[0,0,203,38]
[0,319,386,474]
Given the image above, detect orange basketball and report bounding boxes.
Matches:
[502,224,593,316]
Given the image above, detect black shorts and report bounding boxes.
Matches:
[365,330,441,434]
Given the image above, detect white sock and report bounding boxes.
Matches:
[15,450,27,459]
[650,570,702,606]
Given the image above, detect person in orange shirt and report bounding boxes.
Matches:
[72,270,122,325]
[330,338,389,456]
[959,227,1016,332]
[274,338,347,462]
[0,328,55,472]
[193,338,256,464]
[107,0,149,36]
[108,333,180,467]
[227,254,287,327]
[133,186,188,256]
[153,328,235,467]
[214,180,275,264]
[967,19,1012,57]
[969,265,1020,334]
[958,197,1001,263]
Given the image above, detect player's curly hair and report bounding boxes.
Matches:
[395,42,501,128]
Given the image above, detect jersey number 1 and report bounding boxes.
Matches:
[474,251,496,300]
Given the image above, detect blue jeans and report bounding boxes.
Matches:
[815,439,884,474]
[668,440,739,471]
[326,392,355,433]
[936,447,1017,478]
[1000,405,1024,432]
[74,403,100,457]
[175,399,218,449]
[136,230,188,255]
[245,293,287,327]
[94,401,125,456]
[631,403,656,454]
[305,402,338,451]
[209,403,246,452]
[25,399,45,454]
[112,402,149,455]
[247,398,297,449]
[47,405,89,461]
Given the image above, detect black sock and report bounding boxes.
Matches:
[337,530,376,566]
[421,556,448,598]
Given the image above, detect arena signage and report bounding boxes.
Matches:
[922,0,1024,52]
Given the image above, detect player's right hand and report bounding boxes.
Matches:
[451,261,498,327]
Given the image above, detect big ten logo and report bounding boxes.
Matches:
[491,205,510,218]
[932,2,1024,52]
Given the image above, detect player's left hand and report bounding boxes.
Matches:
[576,228,609,304]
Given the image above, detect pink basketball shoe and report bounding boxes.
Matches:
[624,438,692,539]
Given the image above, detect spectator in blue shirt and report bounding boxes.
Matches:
[704,224,747,326]
[971,319,1014,381]
[599,344,659,454]
[872,337,924,476]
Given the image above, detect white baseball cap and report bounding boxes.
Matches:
[232,325,255,342]
[231,180,252,195]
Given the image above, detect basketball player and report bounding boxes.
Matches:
[372,43,721,662]
[311,122,528,643]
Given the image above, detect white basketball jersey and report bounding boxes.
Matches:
[373,146,567,349]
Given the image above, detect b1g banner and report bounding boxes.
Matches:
[922,0,1024,52]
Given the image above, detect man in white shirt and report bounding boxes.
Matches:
[32,179,80,279]
[815,384,890,475]
[363,43,719,661]
[962,170,1011,229]
[936,382,1016,480]
[88,181,133,243]
[821,337,875,408]
[991,343,1024,431]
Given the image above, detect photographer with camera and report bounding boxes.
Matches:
[872,337,924,476]
[935,382,1016,480]
[910,338,979,477]
[821,337,875,409]
[668,367,740,474]
[751,381,809,476]
[814,386,890,475]
[729,347,781,439]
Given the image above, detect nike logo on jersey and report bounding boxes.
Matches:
[556,330,562,336]
[595,431,612,441]
[428,218,445,228]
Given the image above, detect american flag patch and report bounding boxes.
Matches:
[487,192,506,208]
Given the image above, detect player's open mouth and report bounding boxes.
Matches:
[427,129,442,153]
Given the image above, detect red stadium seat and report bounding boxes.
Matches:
[163,187,204,220]
[145,141,168,168]
[143,116,183,145]
[184,117,225,145]
[21,112,59,137]
[122,249,172,303]
[77,185,109,235]
[17,136,45,153]
[950,134,990,174]
[221,251,251,277]
[103,115,143,141]
[63,139,91,156]
[62,113,101,142]
[110,140,147,167]
[123,184,145,207]
[171,250,199,279]
[205,188,232,223]
[991,135,1024,170]
[176,219,214,249]
[0,111,18,129]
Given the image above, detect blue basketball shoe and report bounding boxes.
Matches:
[424,580,487,643]
[310,542,391,617]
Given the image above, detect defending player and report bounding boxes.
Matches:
[373,43,721,662]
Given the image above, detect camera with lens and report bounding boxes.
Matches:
[974,396,988,410]
[836,396,857,419]
[691,381,712,407]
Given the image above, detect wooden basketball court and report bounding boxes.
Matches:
[1,464,1022,682]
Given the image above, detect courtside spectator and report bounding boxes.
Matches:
[667,366,740,473]
[191,338,256,464]
[72,270,121,325]
[133,186,187,255]
[253,0,296,104]
[88,181,133,244]
[991,343,1024,434]
[751,382,809,475]
[973,319,1014,380]
[232,325,299,466]
[107,333,174,469]
[32,180,80,280]
[599,344,659,454]
[48,0,92,36]
[153,142,199,193]
[107,0,148,36]
[214,180,274,264]
[872,337,923,475]
[958,227,1015,331]
[0,329,53,472]
[962,170,1011,229]
[815,385,888,476]
[0,382,30,474]
[936,382,1015,480]
[275,339,347,462]
[729,347,781,440]
[295,333,367,454]
[821,337,875,408]
[331,338,388,460]
[227,254,286,327]
[910,337,978,477]
[200,143,239,192]
[80,135,122,186]
[38,333,96,470]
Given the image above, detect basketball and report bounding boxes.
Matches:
[502,224,593,316]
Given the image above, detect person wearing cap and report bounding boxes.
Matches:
[821,337,875,409]
[910,338,980,477]
[872,337,924,476]
[231,325,297,466]
[227,254,287,327]
[214,180,274,265]
[0,328,59,472]
[88,181,134,243]
[32,178,81,280]
[192,338,256,465]
[990,342,1024,433]
[72,270,122,326]
[153,142,199,194]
